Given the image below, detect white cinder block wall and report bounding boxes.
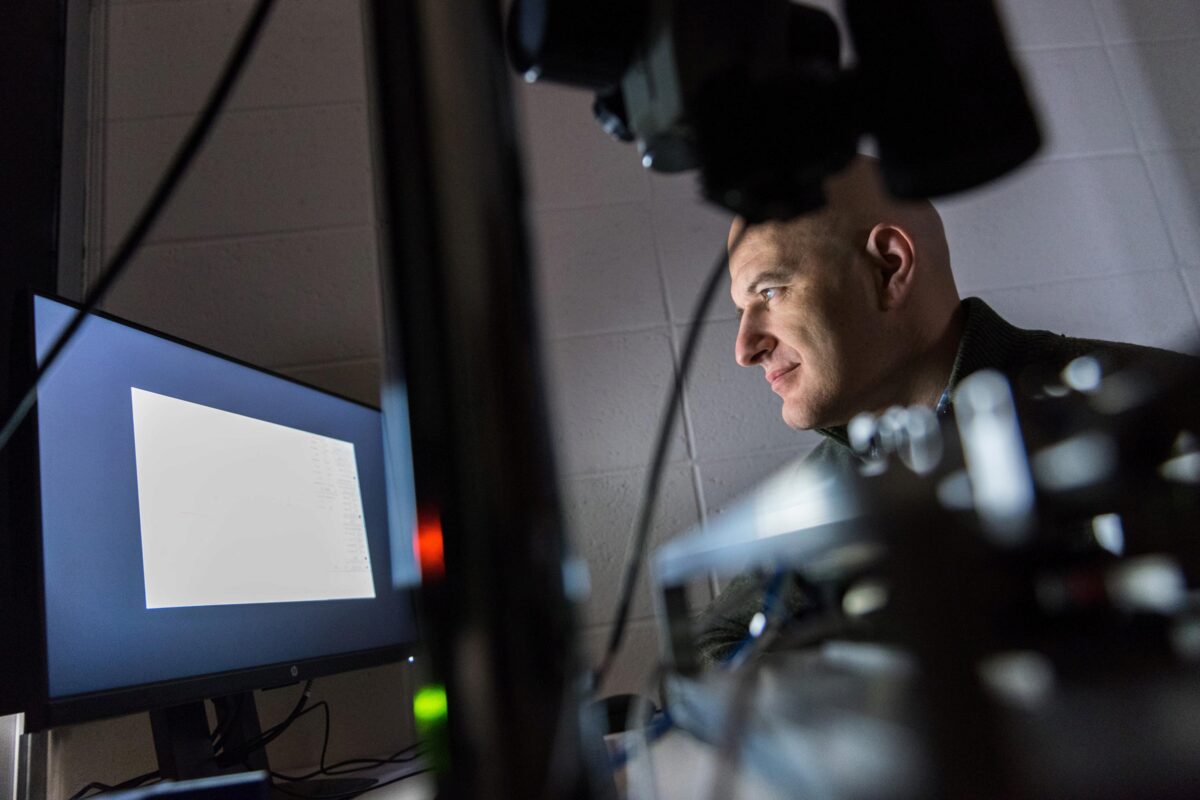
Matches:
[95,0,385,401]
[42,0,1200,792]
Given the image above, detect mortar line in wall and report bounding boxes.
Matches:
[582,615,656,634]
[694,460,721,601]
[646,206,703,463]
[1011,150,1171,171]
[1135,146,1197,261]
[361,61,387,349]
[547,321,674,344]
[1011,33,1200,56]
[106,99,367,126]
[645,200,721,606]
[1090,0,1186,267]
[959,262,1185,296]
[363,94,380,235]
[273,353,381,372]
[602,468,694,621]
[529,196,658,215]
[1148,144,1200,155]
[1090,33,1200,48]
[559,456,696,485]
[1011,41,1109,56]
[558,438,816,484]
[661,280,717,604]
[662,232,734,606]
[109,0,241,5]
[1029,147,1140,163]
[1175,266,1200,334]
[84,0,113,298]
[668,308,739,327]
[127,221,374,251]
[691,440,820,469]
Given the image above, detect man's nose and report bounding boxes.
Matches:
[735,315,773,366]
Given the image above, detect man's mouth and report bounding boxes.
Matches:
[766,364,799,389]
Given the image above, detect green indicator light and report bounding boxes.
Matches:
[414,684,448,723]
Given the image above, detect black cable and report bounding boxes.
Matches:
[272,745,422,783]
[266,700,332,782]
[217,679,313,767]
[266,700,422,783]
[68,783,116,800]
[0,0,278,457]
[236,690,422,784]
[68,700,419,799]
[317,747,423,777]
[69,679,306,798]
[67,769,160,799]
[70,685,423,799]
[210,692,248,754]
[594,228,749,689]
[270,769,432,800]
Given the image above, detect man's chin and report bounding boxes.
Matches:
[781,394,844,431]
[781,403,820,431]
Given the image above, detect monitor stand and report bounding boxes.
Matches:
[149,691,377,799]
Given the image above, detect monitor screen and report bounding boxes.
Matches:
[31,294,419,710]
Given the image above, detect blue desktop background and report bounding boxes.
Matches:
[33,295,419,699]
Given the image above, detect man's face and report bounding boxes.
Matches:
[729,223,886,430]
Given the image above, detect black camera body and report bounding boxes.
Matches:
[508,0,1041,221]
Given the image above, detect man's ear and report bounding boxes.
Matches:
[866,223,917,310]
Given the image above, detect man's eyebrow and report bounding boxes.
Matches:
[744,267,793,297]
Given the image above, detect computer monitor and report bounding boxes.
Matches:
[11,293,420,758]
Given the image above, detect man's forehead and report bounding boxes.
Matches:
[729,229,793,287]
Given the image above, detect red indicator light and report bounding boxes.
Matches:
[416,505,445,580]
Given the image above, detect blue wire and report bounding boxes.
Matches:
[724,569,786,668]
[607,710,675,770]
[608,570,785,772]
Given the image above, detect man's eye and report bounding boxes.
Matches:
[760,287,779,302]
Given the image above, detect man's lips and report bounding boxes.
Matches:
[766,364,799,389]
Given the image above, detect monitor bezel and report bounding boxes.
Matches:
[15,290,418,732]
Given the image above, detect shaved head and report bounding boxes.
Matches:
[728,157,964,430]
[730,158,952,290]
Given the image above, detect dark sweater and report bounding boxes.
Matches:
[695,297,1194,664]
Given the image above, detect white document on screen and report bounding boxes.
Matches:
[131,387,376,609]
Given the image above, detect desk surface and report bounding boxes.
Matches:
[368,771,434,800]
[343,733,777,800]
[285,736,778,800]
